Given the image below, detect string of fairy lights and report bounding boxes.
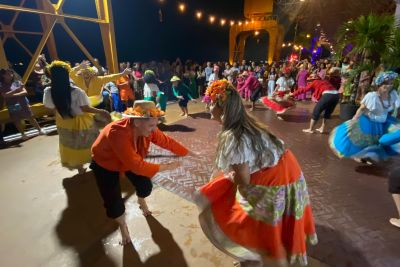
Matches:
[157,0,255,28]
[157,0,335,57]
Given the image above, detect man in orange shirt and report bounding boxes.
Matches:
[91,100,191,245]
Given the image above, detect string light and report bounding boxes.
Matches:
[178,3,186,13]
[173,3,244,29]
[282,43,286,47]
[209,15,215,24]
[306,34,311,38]
[254,30,259,36]
[251,19,255,24]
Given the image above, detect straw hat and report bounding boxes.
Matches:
[170,76,181,82]
[123,100,165,119]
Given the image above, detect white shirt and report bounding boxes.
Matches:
[208,73,219,86]
[143,83,159,98]
[43,85,90,116]
[216,131,285,174]
[276,77,294,92]
[361,91,400,123]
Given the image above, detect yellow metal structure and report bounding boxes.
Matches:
[0,0,119,84]
[229,0,283,64]
[0,0,119,124]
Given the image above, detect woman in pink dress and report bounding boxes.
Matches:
[295,65,309,101]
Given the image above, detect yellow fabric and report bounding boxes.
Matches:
[59,145,92,169]
[70,67,123,106]
[56,113,99,170]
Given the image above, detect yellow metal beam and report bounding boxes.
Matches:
[0,4,107,24]
[95,0,119,73]
[55,0,66,11]
[22,18,57,83]
[13,36,33,57]
[60,22,96,64]
[36,0,58,61]
[10,0,26,27]
[0,38,8,69]
[0,30,43,35]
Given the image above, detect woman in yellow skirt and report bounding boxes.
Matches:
[43,61,111,174]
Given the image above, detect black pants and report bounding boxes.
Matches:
[312,93,339,121]
[250,85,263,102]
[90,161,153,219]
[389,168,400,194]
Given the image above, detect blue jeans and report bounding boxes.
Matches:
[111,93,124,112]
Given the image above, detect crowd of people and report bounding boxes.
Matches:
[1,53,400,266]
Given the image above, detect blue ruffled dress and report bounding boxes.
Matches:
[329,91,400,161]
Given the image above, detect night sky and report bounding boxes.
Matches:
[1,0,273,67]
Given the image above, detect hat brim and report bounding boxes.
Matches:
[122,114,165,119]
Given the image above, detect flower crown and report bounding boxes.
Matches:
[203,79,233,104]
[375,71,398,86]
[124,106,165,118]
[47,60,72,73]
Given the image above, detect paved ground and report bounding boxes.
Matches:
[0,100,398,267]
[150,101,400,267]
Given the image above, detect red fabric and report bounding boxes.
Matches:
[293,79,336,101]
[199,150,316,261]
[237,76,260,92]
[261,96,294,112]
[92,118,188,177]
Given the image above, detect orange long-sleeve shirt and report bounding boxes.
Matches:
[91,118,188,178]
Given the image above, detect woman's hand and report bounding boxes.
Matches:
[100,110,111,122]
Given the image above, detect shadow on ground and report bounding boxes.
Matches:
[309,224,373,267]
[55,172,133,267]
[123,216,188,267]
[188,112,211,120]
[158,123,196,132]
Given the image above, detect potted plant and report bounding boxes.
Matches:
[335,14,395,120]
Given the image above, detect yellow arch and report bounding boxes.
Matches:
[229,0,284,64]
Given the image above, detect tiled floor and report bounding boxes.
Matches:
[1,100,398,267]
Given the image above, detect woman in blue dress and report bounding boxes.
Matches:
[329,71,400,163]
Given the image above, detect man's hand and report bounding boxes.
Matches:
[159,161,181,172]
[177,96,184,100]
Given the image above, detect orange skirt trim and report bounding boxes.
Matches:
[198,150,317,264]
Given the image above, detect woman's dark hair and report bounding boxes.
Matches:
[0,68,15,84]
[49,66,74,118]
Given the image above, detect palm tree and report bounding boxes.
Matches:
[335,14,395,103]
[382,27,400,69]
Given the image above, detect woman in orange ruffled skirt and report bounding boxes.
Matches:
[197,80,317,266]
